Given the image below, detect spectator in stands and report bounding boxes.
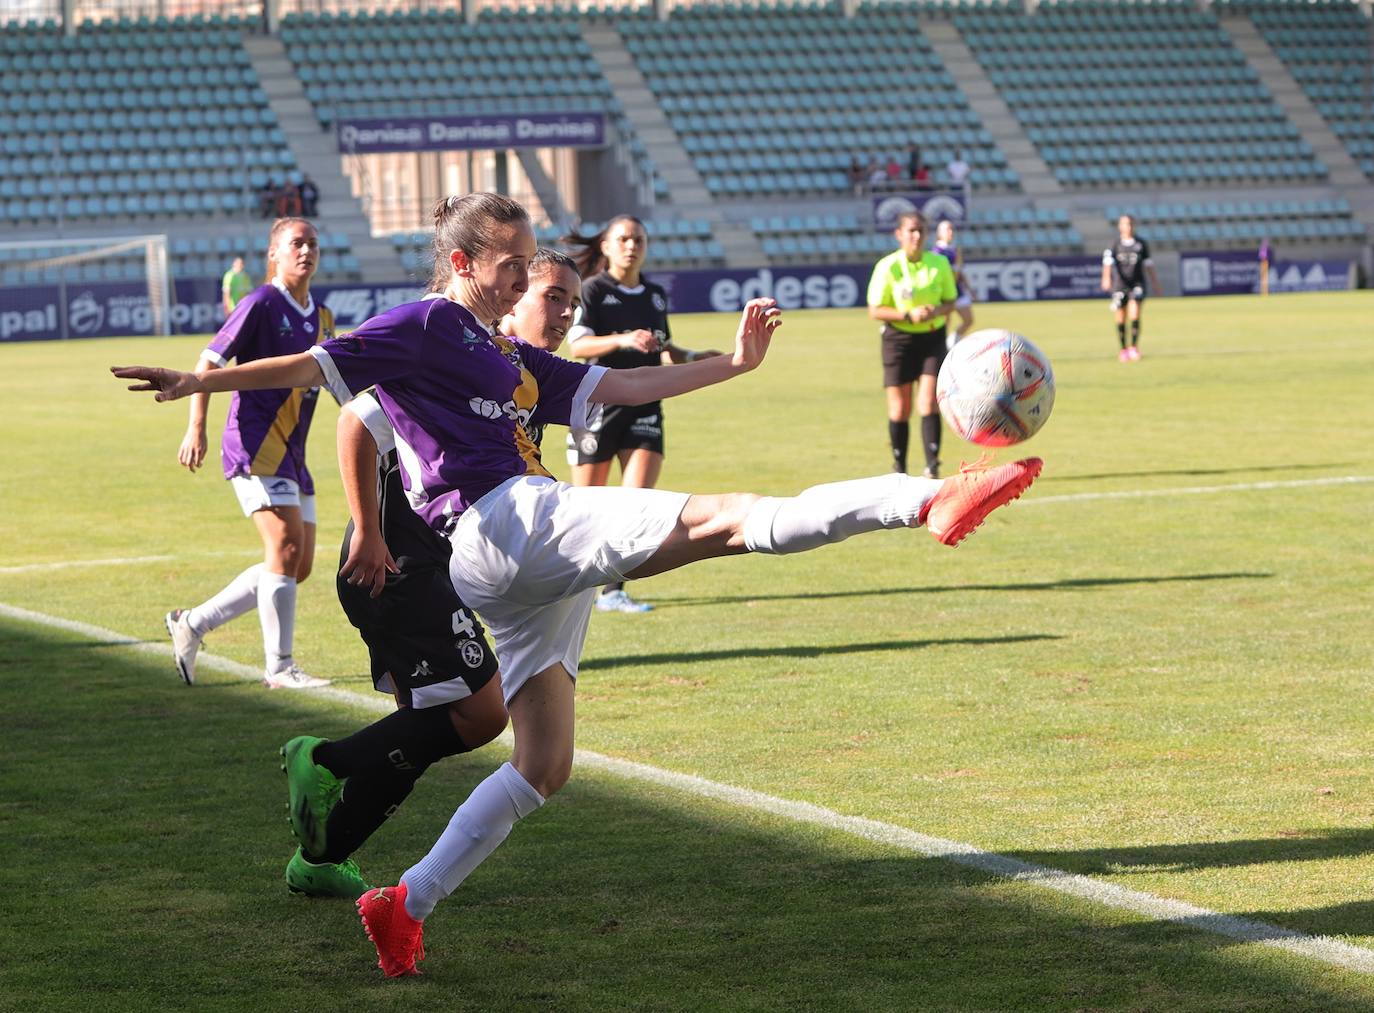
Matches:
[848,156,867,196]
[946,150,970,192]
[221,256,252,316]
[562,215,720,614]
[867,159,888,192]
[300,175,320,218]
[884,154,902,185]
[161,217,332,691]
[913,161,931,189]
[867,210,958,478]
[1101,214,1161,361]
[258,179,278,219]
[906,142,922,181]
[276,181,303,218]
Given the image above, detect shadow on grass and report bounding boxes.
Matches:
[5,615,1373,1010]
[1010,827,1374,877]
[653,571,1272,610]
[579,633,1064,672]
[1046,461,1354,483]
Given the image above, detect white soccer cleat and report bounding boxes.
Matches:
[164,609,202,686]
[263,663,331,690]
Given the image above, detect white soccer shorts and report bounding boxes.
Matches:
[446,475,688,703]
[230,475,317,524]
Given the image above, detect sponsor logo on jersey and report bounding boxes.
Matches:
[602,293,621,306]
[468,396,533,427]
[278,314,293,338]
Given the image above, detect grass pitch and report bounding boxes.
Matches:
[2,292,1373,1010]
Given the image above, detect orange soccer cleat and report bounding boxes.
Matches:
[921,456,1043,546]
[357,883,426,977]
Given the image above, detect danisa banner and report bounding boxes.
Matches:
[337,113,606,154]
[1179,251,1355,296]
[871,191,968,231]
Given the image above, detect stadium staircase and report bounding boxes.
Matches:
[920,18,1062,200]
[241,33,400,282]
[581,22,765,268]
[1219,16,1374,242]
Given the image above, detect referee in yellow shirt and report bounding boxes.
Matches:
[866,210,958,477]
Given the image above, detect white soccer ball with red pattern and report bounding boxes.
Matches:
[936,329,1055,447]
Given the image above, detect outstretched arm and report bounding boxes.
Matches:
[112,350,324,402]
[590,298,780,407]
[336,409,398,599]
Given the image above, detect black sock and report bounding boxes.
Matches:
[1130,319,1140,346]
[888,420,909,473]
[1116,322,1127,348]
[602,581,625,595]
[920,413,941,471]
[314,766,423,864]
[313,705,468,779]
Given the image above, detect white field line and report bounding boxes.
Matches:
[0,549,258,576]
[4,600,1373,975]
[1025,474,1374,506]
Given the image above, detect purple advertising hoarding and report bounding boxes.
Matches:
[337,113,606,154]
[1179,251,1354,296]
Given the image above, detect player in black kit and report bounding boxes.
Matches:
[562,215,719,613]
[1100,214,1163,362]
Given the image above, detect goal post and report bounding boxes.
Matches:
[0,234,173,339]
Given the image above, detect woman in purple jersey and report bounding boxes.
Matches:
[932,219,975,347]
[114,193,1041,979]
[163,217,331,691]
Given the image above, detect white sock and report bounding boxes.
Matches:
[186,564,263,636]
[401,762,545,921]
[742,474,942,555]
[257,570,297,674]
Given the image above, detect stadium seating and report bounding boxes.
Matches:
[616,2,1018,200]
[1219,0,1374,181]
[1103,197,1366,249]
[280,7,668,201]
[751,206,1081,263]
[389,217,725,278]
[0,16,296,226]
[955,0,1329,187]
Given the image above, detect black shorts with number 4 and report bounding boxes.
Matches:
[1111,286,1146,309]
[567,402,665,465]
[336,465,499,709]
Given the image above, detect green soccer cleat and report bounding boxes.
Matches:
[285,847,371,900]
[280,735,341,858]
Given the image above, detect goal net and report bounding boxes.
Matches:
[0,234,173,339]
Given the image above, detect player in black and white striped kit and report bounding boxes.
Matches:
[562,215,719,614]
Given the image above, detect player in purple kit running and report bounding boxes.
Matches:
[114,192,1042,979]
[163,217,332,690]
[931,219,975,347]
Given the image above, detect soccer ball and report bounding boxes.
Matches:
[936,329,1055,447]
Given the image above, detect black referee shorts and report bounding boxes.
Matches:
[880,324,947,387]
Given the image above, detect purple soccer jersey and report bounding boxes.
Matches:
[204,282,334,494]
[310,297,604,530]
[930,241,968,298]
